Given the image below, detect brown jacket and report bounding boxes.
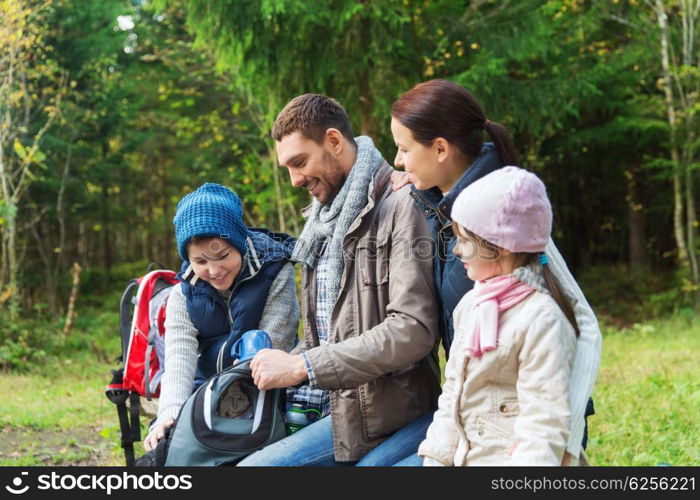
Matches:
[295,162,441,461]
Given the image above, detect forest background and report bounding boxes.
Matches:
[0,0,698,466]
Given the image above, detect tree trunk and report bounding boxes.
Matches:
[0,65,18,319]
[51,138,73,317]
[680,0,700,302]
[4,212,19,320]
[78,222,86,268]
[102,183,113,271]
[29,214,56,316]
[685,160,699,307]
[162,175,171,268]
[626,168,649,272]
[358,75,376,138]
[655,0,690,269]
[63,262,82,336]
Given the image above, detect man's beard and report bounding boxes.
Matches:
[320,149,348,204]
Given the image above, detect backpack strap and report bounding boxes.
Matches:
[144,343,153,400]
[128,391,142,454]
[154,423,173,466]
[119,280,139,359]
[105,368,141,466]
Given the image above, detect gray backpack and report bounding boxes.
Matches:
[156,359,286,466]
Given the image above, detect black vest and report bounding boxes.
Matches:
[177,229,295,385]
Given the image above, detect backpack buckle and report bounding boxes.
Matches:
[105,385,128,405]
[105,368,129,404]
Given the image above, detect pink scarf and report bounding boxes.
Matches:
[464,274,535,358]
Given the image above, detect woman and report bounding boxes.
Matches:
[356,79,600,466]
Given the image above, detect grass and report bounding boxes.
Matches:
[0,289,152,466]
[0,355,157,466]
[586,315,700,465]
[0,358,131,466]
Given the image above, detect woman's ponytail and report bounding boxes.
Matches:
[483,119,519,167]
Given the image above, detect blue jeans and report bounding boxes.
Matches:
[394,453,423,466]
[354,411,434,466]
[237,416,354,466]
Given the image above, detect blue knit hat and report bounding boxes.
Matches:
[173,183,248,262]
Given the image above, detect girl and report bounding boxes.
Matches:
[357,79,600,466]
[419,166,577,466]
[143,183,299,451]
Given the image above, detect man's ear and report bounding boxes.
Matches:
[325,128,345,155]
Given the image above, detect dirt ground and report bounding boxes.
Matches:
[0,424,119,466]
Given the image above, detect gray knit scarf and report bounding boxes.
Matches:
[292,135,384,308]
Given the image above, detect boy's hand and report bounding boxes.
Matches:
[143,416,174,452]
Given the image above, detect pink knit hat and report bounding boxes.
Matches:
[451,166,552,253]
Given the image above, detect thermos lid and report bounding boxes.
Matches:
[231,329,272,362]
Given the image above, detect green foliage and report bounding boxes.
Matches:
[155,0,689,282]
[171,0,452,139]
[81,260,149,297]
[0,199,18,227]
[0,290,120,372]
[16,0,310,318]
[0,336,47,372]
[578,264,694,327]
[4,0,699,323]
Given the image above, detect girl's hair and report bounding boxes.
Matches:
[452,222,580,337]
[392,79,518,167]
[526,254,580,337]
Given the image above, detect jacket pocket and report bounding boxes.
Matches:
[356,231,390,287]
[466,416,515,463]
[358,365,434,442]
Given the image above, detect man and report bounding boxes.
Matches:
[238,94,441,465]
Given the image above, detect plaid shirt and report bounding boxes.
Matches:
[287,240,332,419]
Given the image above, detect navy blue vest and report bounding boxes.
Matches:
[410,143,502,355]
[176,228,295,385]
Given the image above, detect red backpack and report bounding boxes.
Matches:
[105,265,179,466]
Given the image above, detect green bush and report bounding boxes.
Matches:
[0,338,47,371]
[645,284,695,319]
[0,321,51,371]
[0,291,121,373]
[577,264,687,326]
[81,259,151,298]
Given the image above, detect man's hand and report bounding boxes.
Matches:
[390,170,413,191]
[250,349,308,390]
